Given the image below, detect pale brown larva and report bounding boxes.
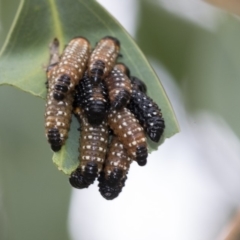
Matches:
[103,63,132,110]
[69,107,109,189]
[52,37,91,101]
[98,135,132,200]
[108,107,148,166]
[45,64,73,151]
[88,36,120,85]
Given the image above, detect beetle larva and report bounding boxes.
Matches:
[88,36,120,85]
[98,171,127,200]
[128,77,165,143]
[103,63,132,110]
[98,135,132,200]
[108,108,148,166]
[45,65,74,151]
[52,37,91,101]
[75,73,109,125]
[130,76,147,93]
[69,107,108,189]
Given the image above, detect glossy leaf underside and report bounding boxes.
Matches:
[0,0,179,174]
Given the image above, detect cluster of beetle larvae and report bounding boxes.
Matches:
[45,36,165,200]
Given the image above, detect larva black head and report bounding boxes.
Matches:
[86,99,108,125]
[53,74,71,100]
[69,168,90,189]
[130,76,147,93]
[47,128,62,152]
[98,172,126,200]
[83,162,99,184]
[136,146,148,166]
[147,117,165,142]
[107,168,124,186]
[112,90,131,110]
[102,36,120,47]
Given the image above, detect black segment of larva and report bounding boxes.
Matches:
[98,135,132,200]
[75,73,109,125]
[45,64,73,152]
[52,37,91,101]
[88,36,120,85]
[128,77,165,143]
[103,63,132,110]
[98,171,127,200]
[130,76,147,93]
[69,107,108,189]
[107,107,148,166]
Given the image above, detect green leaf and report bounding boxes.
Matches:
[0,0,179,175]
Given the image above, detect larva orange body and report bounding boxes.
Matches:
[52,37,91,100]
[88,36,120,85]
[104,63,132,110]
[98,135,132,200]
[108,107,148,166]
[45,65,73,151]
[69,107,108,189]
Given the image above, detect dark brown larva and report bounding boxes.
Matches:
[69,107,108,189]
[103,63,132,110]
[88,36,120,85]
[75,73,109,125]
[98,135,132,200]
[128,77,165,143]
[45,65,73,151]
[52,37,91,101]
[130,76,147,93]
[108,107,148,166]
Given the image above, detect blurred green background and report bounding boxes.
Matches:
[1,0,240,239]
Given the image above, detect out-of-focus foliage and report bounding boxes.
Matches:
[137,0,240,139]
[206,0,240,15]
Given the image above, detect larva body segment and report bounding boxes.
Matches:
[75,73,109,125]
[98,135,132,200]
[52,37,91,101]
[45,65,73,151]
[130,76,147,93]
[114,62,130,77]
[128,77,165,143]
[108,108,148,166]
[104,63,132,110]
[98,172,127,200]
[88,36,120,85]
[69,107,108,189]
